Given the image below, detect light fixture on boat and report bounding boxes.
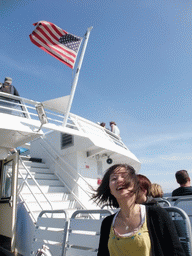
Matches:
[106,157,113,164]
[35,103,48,131]
[95,154,100,160]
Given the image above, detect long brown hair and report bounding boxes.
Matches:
[92,164,140,208]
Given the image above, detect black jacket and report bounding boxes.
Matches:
[0,83,19,96]
[98,205,185,256]
[172,186,192,197]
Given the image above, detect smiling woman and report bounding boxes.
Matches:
[92,164,185,256]
[109,166,140,208]
[92,164,140,208]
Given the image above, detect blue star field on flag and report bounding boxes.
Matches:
[59,34,81,53]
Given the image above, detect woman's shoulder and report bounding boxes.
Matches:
[146,205,170,219]
[102,213,115,222]
[100,213,115,236]
[146,204,165,211]
[101,213,116,227]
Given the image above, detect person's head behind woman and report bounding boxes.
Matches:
[151,183,163,198]
[136,174,152,203]
[92,164,140,208]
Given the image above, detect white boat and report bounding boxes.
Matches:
[1,92,192,256]
[0,92,141,255]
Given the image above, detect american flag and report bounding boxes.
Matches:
[29,21,82,69]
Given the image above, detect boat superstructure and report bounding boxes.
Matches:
[0,92,141,255]
[0,93,192,256]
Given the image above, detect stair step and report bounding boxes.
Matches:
[18,158,82,223]
[20,156,31,161]
[18,179,63,186]
[20,161,47,168]
[24,200,76,211]
[18,167,52,174]
[21,192,71,202]
[20,185,68,194]
[18,173,57,180]
[20,156,42,162]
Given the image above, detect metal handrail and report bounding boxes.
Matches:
[173,197,192,220]
[39,139,93,210]
[71,209,113,220]
[42,138,93,192]
[18,172,46,222]
[18,157,53,220]
[70,113,128,149]
[19,195,37,223]
[0,92,128,151]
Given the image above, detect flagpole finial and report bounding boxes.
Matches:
[85,27,93,37]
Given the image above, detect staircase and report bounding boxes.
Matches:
[17,156,81,222]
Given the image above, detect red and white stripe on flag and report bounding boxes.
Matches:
[29,21,82,69]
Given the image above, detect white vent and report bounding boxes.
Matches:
[61,133,73,149]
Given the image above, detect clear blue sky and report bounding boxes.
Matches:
[1,0,192,193]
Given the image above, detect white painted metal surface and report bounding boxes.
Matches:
[0,92,142,255]
[30,210,68,256]
[17,158,78,222]
[0,92,141,170]
[65,209,112,256]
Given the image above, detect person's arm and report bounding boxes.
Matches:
[13,86,20,96]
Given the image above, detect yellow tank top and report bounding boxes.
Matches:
[108,214,151,256]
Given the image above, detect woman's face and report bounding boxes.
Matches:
[109,167,135,201]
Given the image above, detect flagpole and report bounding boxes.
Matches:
[62,26,93,127]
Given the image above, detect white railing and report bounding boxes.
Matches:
[70,113,128,149]
[0,92,128,150]
[0,92,65,126]
[39,138,94,210]
[18,157,53,222]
